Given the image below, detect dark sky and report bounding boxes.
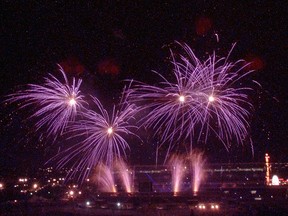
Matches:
[0,1,287,176]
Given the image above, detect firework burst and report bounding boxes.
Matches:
[53,93,138,182]
[127,42,255,156]
[5,66,85,139]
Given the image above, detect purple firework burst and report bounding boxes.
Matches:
[53,94,138,182]
[6,66,85,139]
[127,42,255,156]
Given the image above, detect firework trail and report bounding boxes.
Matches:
[114,158,134,193]
[5,66,85,139]
[127,42,255,157]
[168,154,186,194]
[188,151,206,193]
[92,163,117,193]
[52,92,138,182]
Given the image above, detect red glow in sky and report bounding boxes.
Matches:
[59,57,85,75]
[245,54,265,71]
[97,58,120,76]
[195,16,212,36]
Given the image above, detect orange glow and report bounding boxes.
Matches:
[265,153,271,185]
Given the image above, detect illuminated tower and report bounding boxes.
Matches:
[265,153,271,185]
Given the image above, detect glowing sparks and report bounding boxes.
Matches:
[51,94,138,182]
[5,65,85,139]
[92,159,133,193]
[115,159,133,193]
[208,95,215,102]
[179,95,185,103]
[69,97,76,106]
[107,127,113,135]
[4,41,258,184]
[169,154,185,194]
[127,41,255,156]
[190,151,206,193]
[168,151,206,194]
[92,163,117,193]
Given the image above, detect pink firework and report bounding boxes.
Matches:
[127,42,255,156]
[6,65,85,139]
[53,93,138,182]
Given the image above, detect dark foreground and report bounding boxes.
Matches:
[1,188,287,216]
[1,201,288,216]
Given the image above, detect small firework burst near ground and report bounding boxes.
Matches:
[189,151,206,193]
[127,42,255,156]
[5,66,85,139]
[53,94,138,182]
[92,163,117,193]
[168,154,186,194]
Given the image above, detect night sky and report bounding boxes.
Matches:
[0,1,287,176]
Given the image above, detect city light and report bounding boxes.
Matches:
[211,204,219,209]
[0,183,3,190]
[197,203,219,210]
[265,153,271,185]
[272,175,280,186]
[18,178,28,182]
[198,204,206,209]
